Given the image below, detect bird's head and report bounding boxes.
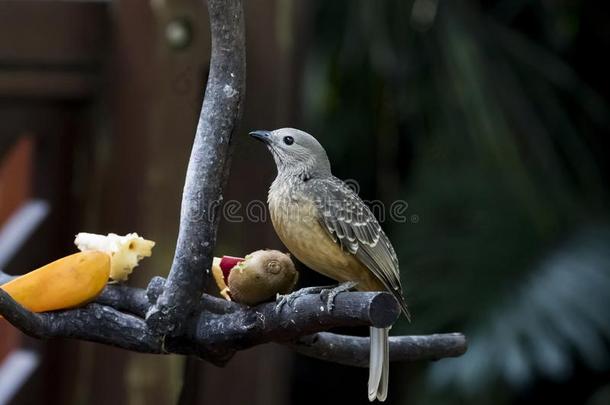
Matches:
[250,128,331,179]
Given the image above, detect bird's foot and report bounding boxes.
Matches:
[320,281,358,312]
[275,281,358,313]
[275,285,332,314]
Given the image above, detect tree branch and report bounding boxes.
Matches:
[291,332,468,367]
[0,269,466,366]
[146,0,246,335]
[97,283,151,317]
[0,289,161,352]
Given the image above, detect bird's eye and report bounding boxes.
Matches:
[283,136,294,145]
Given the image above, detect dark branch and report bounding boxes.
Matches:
[0,288,46,337]
[291,332,468,367]
[0,268,466,366]
[97,277,239,319]
[168,290,401,365]
[97,283,150,317]
[147,0,246,335]
[0,289,161,352]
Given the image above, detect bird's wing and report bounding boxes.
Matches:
[308,177,409,318]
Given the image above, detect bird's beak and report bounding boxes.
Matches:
[249,130,272,143]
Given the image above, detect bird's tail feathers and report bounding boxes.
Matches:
[368,326,390,402]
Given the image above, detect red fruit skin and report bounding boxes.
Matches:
[219,256,245,283]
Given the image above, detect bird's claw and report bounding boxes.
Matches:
[320,281,358,312]
[275,282,358,314]
[275,286,328,314]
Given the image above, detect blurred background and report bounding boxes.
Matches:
[0,0,609,404]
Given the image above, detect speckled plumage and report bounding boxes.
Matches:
[268,173,409,318]
[252,128,408,402]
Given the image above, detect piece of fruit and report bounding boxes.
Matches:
[212,256,244,300]
[219,256,245,282]
[228,250,298,305]
[0,251,110,312]
[74,232,155,281]
[211,250,298,306]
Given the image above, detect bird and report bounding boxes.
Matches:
[250,127,409,402]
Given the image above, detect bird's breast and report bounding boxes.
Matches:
[268,185,372,285]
